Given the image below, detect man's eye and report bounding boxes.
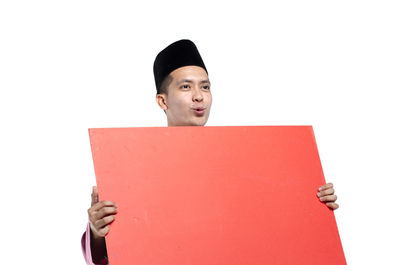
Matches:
[202,85,210,90]
[182,84,190,89]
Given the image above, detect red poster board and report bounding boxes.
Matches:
[89,126,346,265]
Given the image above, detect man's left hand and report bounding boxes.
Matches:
[317,182,339,210]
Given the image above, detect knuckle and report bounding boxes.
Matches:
[95,219,104,228]
[98,208,106,216]
[105,215,114,224]
[326,188,334,195]
[94,212,101,221]
[100,208,109,215]
[88,209,95,217]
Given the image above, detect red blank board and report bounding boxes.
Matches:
[89,126,346,265]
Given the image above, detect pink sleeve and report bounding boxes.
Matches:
[81,223,108,265]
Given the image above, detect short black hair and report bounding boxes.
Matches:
[158,74,173,95]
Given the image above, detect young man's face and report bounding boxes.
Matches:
[157,65,212,126]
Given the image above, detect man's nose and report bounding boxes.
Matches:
[192,88,203,102]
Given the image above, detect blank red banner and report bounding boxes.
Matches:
[89,126,346,265]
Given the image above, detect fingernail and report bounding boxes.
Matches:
[317,192,321,197]
[318,187,322,191]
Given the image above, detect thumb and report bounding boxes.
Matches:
[91,186,99,206]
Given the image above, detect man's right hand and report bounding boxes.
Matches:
[88,186,118,239]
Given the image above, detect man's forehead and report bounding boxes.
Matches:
[170,66,209,82]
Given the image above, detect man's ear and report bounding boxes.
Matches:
[156,93,168,111]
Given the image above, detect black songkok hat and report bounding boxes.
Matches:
[153,39,207,94]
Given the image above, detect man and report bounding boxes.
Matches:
[81,39,339,265]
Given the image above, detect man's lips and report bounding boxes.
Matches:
[191,107,206,115]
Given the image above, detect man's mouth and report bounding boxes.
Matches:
[192,107,206,115]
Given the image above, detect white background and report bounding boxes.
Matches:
[1,1,399,264]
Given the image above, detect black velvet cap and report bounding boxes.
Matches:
[153,39,207,94]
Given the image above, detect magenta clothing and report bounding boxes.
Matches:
[81,223,108,265]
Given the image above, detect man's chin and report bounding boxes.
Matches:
[168,116,208,127]
[188,120,206,126]
[185,117,208,126]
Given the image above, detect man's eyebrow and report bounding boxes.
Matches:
[177,79,194,84]
[177,79,211,85]
[200,80,211,84]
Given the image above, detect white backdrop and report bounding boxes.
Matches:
[1,1,399,264]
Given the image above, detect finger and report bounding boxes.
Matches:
[95,215,115,229]
[98,225,111,237]
[88,202,117,220]
[318,182,333,191]
[94,206,118,220]
[89,206,117,224]
[90,200,117,212]
[326,202,339,210]
[91,186,99,206]
[318,188,335,197]
[319,194,337,202]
